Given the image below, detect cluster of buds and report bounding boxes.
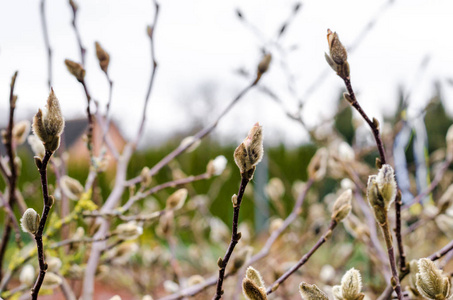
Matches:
[325,29,350,80]
[299,282,328,300]
[32,89,65,153]
[332,268,365,300]
[415,258,452,300]
[242,266,267,300]
[366,164,397,224]
[234,123,264,180]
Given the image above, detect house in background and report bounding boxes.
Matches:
[63,118,126,167]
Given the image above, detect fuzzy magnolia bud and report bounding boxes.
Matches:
[140,167,152,187]
[114,221,143,240]
[416,258,452,300]
[95,41,110,73]
[42,272,62,289]
[243,278,268,300]
[32,89,65,153]
[408,259,421,296]
[12,120,30,145]
[299,282,329,300]
[64,59,85,82]
[234,123,263,179]
[166,189,188,210]
[325,29,350,79]
[332,268,364,300]
[187,275,205,287]
[331,189,352,222]
[307,148,328,181]
[28,135,46,158]
[207,155,228,176]
[47,256,62,272]
[367,164,397,224]
[246,266,266,290]
[20,208,40,235]
[19,264,35,286]
[257,54,272,75]
[265,178,285,201]
[60,175,84,200]
[231,246,253,272]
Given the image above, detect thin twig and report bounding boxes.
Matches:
[40,0,52,88]
[122,172,211,212]
[133,0,160,148]
[69,1,86,66]
[31,150,54,299]
[49,233,114,248]
[266,220,338,295]
[213,176,250,300]
[126,75,261,187]
[403,158,452,209]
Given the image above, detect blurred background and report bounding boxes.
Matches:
[1,0,453,146]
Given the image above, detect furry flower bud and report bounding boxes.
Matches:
[20,208,40,235]
[333,268,364,300]
[243,278,267,300]
[257,54,272,75]
[95,41,110,73]
[207,155,228,176]
[64,59,85,82]
[307,148,328,181]
[376,164,397,209]
[42,272,62,289]
[60,175,84,200]
[114,221,143,240]
[19,264,35,286]
[234,123,263,179]
[299,282,328,300]
[32,89,65,153]
[325,29,350,79]
[12,120,30,145]
[331,189,352,222]
[166,189,188,210]
[416,258,452,300]
[246,266,266,290]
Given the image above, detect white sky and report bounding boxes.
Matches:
[1,0,453,147]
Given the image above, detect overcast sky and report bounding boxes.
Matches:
[1,0,453,147]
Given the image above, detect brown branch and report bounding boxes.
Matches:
[379,219,403,300]
[158,179,314,300]
[30,150,54,300]
[213,176,250,300]
[343,77,404,298]
[0,71,20,282]
[394,191,406,272]
[40,0,52,88]
[266,220,338,295]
